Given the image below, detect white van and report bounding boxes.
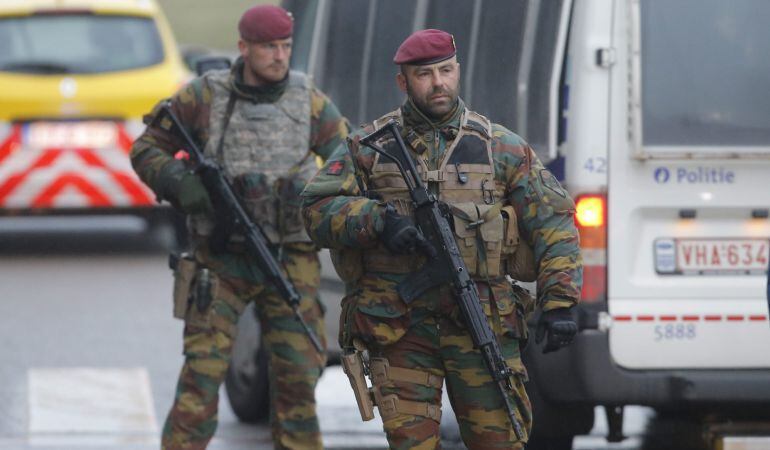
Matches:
[547,0,770,446]
[277,1,770,447]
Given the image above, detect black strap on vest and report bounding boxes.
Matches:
[215,91,238,162]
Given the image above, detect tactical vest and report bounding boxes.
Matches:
[364,108,523,279]
[190,69,315,244]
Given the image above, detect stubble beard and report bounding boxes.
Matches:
[246,60,289,85]
[406,81,459,120]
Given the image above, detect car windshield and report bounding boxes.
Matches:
[0,14,164,74]
[641,0,770,146]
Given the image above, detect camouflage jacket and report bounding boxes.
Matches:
[302,99,581,314]
[131,58,348,213]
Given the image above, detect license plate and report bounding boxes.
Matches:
[655,238,769,275]
[23,121,117,148]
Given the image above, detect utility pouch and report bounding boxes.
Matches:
[185,267,219,328]
[170,253,197,320]
[450,202,504,278]
[341,350,375,421]
[501,205,537,282]
[275,176,305,236]
[509,241,536,282]
[330,248,364,283]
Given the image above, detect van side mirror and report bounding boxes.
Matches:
[195,56,231,76]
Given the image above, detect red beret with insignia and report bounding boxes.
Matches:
[238,5,294,43]
[393,29,456,65]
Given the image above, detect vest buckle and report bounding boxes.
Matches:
[424,170,444,182]
[454,163,468,184]
[481,179,496,205]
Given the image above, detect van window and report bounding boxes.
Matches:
[0,15,164,74]
[363,0,417,120]
[286,0,569,161]
[468,0,527,138]
[424,0,476,75]
[285,0,318,72]
[641,0,770,146]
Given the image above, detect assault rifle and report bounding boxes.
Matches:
[359,120,525,440]
[154,101,324,353]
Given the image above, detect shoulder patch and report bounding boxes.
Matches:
[539,169,567,198]
[326,160,345,176]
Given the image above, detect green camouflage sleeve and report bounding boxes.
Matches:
[492,125,582,311]
[301,131,386,249]
[309,87,349,161]
[129,77,211,200]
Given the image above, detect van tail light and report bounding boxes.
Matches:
[575,194,607,303]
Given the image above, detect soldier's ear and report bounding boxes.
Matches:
[396,72,407,93]
[237,39,248,59]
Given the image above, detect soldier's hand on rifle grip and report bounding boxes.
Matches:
[535,307,578,354]
[380,205,425,254]
[176,172,214,216]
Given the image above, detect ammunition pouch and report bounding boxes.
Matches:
[475,281,534,343]
[508,241,536,282]
[501,205,536,282]
[450,202,504,278]
[232,172,312,245]
[274,175,307,237]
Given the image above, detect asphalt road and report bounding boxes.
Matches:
[0,217,655,450]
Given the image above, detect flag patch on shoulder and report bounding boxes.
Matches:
[326,160,345,175]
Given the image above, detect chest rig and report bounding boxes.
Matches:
[366,108,520,279]
[194,69,315,244]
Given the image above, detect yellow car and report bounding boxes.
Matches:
[0,0,189,224]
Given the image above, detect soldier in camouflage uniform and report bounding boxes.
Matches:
[130,5,348,449]
[301,29,582,449]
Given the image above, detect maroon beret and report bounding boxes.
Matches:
[393,29,456,65]
[238,5,294,43]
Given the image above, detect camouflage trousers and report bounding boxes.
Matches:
[343,277,532,450]
[162,244,327,450]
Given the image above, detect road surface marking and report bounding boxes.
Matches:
[28,367,157,435]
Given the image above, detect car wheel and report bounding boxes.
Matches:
[525,374,591,450]
[225,303,270,423]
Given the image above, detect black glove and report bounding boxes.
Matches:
[535,307,577,354]
[158,160,214,215]
[174,172,214,215]
[380,205,424,254]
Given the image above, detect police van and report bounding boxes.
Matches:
[243,0,769,447]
